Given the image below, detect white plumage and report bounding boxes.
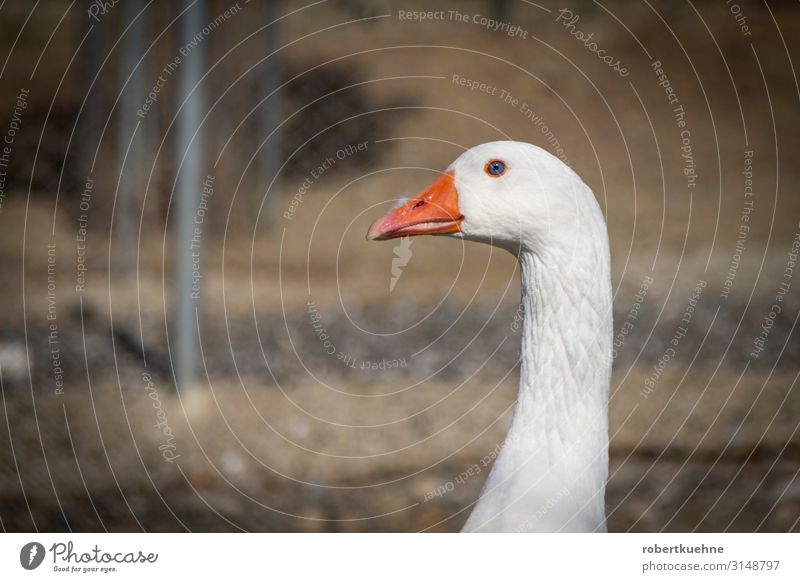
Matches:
[369,141,613,532]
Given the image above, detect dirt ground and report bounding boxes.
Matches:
[1,0,799,531]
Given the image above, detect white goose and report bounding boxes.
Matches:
[368,141,612,532]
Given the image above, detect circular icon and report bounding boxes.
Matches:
[19,542,45,570]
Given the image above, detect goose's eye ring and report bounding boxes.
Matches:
[485,160,507,177]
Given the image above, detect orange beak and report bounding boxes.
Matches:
[367,171,462,241]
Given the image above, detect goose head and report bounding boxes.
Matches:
[367,141,602,255]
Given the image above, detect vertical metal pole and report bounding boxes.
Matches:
[117,0,144,275]
[79,0,105,185]
[257,0,282,223]
[173,0,204,391]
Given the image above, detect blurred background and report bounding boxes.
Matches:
[0,0,798,532]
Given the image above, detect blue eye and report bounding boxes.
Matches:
[485,160,506,177]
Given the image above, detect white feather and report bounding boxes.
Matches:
[436,142,613,532]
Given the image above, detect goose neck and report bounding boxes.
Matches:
[463,247,612,532]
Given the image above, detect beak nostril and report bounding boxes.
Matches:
[367,170,459,240]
